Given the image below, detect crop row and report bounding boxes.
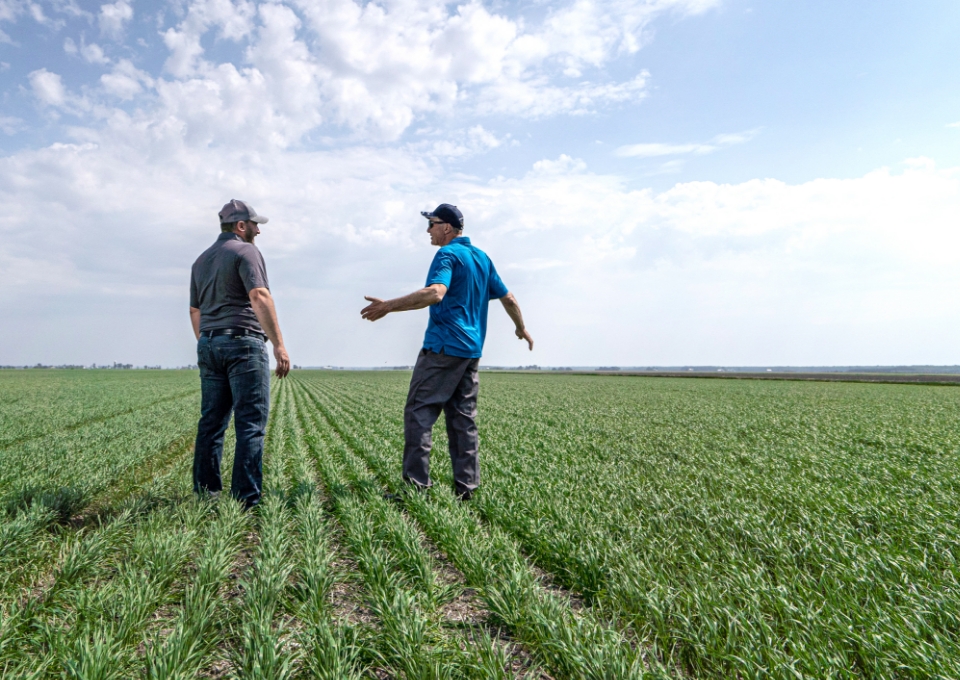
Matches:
[5,368,959,678]
[303,370,960,679]
[294,376,661,679]
[0,372,222,678]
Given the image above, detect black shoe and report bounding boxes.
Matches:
[455,489,473,502]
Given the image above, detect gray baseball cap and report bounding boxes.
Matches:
[219,199,269,224]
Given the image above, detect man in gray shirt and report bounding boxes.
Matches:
[189,199,290,509]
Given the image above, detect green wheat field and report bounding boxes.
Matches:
[1,369,958,679]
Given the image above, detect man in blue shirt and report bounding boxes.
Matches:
[361,203,533,500]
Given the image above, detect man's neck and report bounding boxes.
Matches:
[437,233,464,247]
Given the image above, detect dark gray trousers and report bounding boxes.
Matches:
[403,348,480,495]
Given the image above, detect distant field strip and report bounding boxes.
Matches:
[1,369,959,678]
[0,370,199,449]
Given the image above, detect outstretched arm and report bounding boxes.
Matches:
[249,287,291,378]
[361,284,447,321]
[499,292,533,350]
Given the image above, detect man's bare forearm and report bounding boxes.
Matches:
[361,284,447,322]
[249,288,285,347]
[501,292,534,350]
[190,307,201,340]
[385,286,445,312]
[249,287,291,379]
[500,292,526,331]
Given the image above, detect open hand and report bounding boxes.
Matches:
[516,327,534,351]
[274,345,291,378]
[361,296,391,321]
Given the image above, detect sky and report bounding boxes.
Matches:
[1,0,959,368]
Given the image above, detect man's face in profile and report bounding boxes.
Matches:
[427,220,448,246]
[238,220,260,244]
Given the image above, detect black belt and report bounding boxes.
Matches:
[201,328,267,342]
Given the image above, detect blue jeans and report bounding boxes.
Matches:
[194,334,270,508]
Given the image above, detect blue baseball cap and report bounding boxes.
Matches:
[421,203,463,230]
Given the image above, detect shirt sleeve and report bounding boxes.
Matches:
[238,246,270,293]
[189,267,199,308]
[425,250,454,288]
[487,260,509,300]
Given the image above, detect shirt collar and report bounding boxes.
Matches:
[451,236,470,245]
[217,232,242,242]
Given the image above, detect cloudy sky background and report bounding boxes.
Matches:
[1,0,959,367]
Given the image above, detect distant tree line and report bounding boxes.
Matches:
[0,363,194,370]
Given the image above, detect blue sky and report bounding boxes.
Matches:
[1,0,959,367]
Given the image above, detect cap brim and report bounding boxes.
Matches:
[420,211,436,219]
[249,215,269,224]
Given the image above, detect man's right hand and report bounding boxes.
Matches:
[274,345,291,378]
[361,296,391,321]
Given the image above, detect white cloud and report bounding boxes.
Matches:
[136,0,688,144]
[161,0,258,77]
[476,72,650,118]
[81,41,109,64]
[538,0,719,72]
[616,141,715,157]
[711,130,758,145]
[28,68,66,106]
[101,59,153,99]
[12,0,960,367]
[616,129,758,157]
[411,125,505,159]
[28,3,46,23]
[468,125,502,150]
[2,0,90,35]
[530,154,588,176]
[22,1,68,29]
[0,0,21,23]
[948,121,960,129]
[99,0,132,39]
[0,115,21,134]
[64,37,110,63]
[2,0,682,155]
[1,105,959,367]
[2,134,958,367]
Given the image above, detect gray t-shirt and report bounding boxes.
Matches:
[190,232,269,333]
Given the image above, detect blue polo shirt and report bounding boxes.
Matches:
[423,237,508,359]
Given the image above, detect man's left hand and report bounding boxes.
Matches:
[516,327,534,350]
[274,345,291,378]
[361,296,391,321]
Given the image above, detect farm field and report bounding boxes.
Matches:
[1,369,959,678]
